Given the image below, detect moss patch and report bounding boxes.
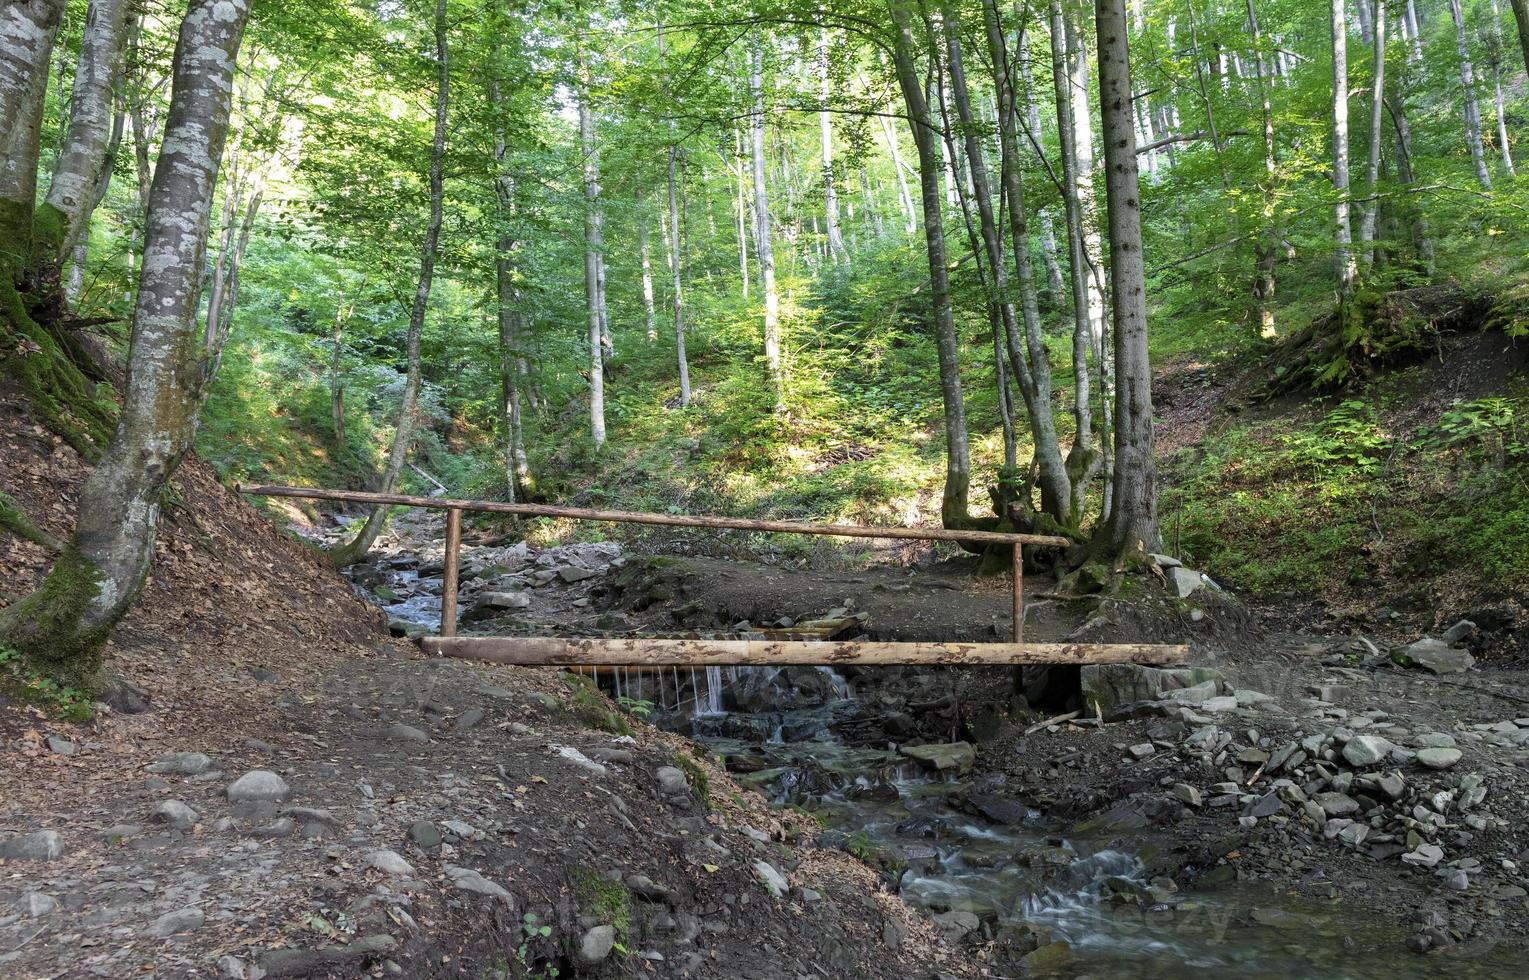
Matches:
[669,751,711,811]
[0,544,112,691]
[560,672,633,736]
[0,492,64,551]
[569,865,631,941]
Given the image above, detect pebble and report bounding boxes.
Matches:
[227,770,291,803]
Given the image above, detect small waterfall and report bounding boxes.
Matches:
[704,665,724,714]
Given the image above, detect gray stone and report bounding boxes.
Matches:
[1080,664,1225,719]
[387,723,429,744]
[1440,620,1477,645]
[152,800,200,830]
[655,766,690,796]
[1148,553,1183,568]
[45,735,75,756]
[1342,735,1396,768]
[227,770,291,803]
[0,830,63,861]
[367,850,415,876]
[1127,742,1156,760]
[408,821,442,849]
[552,745,607,776]
[148,752,212,775]
[1416,747,1463,770]
[1247,793,1284,818]
[557,566,600,584]
[900,742,976,772]
[440,819,476,839]
[145,907,205,937]
[1414,732,1456,748]
[1402,843,1445,868]
[1442,869,1469,891]
[1376,772,1406,800]
[249,818,296,838]
[1160,681,1219,705]
[23,893,56,917]
[1167,567,1203,598]
[445,865,512,902]
[577,925,616,965]
[1171,783,1202,807]
[752,860,789,898]
[258,935,397,977]
[1313,792,1360,817]
[1392,639,1474,674]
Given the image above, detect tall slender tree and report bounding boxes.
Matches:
[1331,0,1356,297]
[1358,0,1386,265]
[749,36,782,406]
[1449,0,1493,191]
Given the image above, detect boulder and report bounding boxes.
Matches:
[1166,567,1203,598]
[577,925,616,965]
[1080,664,1224,719]
[1341,735,1396,768]
[227,770,291,803]
[1391,638,1474,674]
[0,830,64,861]
[900,742,976,773]
[655,766,690,796]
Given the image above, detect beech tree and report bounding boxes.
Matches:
[0,0,253,683]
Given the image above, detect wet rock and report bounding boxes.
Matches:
[967,793,1037,825]
[152,800,200,830]
[0,831,64,861]
[1416,747,1463,770]
[577,924,616,965]
[368,850,415,876]
[227,770,291,803]
[148,752,213,775]
[145,907,205,937]
[900,742,976,773]
[933,909,981,938]
[1342,735,1396,768]
[752,860,789,898]
[1391,639,1474,674]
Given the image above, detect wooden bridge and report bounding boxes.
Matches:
[238,485,1187,668]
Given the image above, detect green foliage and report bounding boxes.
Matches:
[0,646,95,721]
[515,912,559,978]
[569,866,631,941]
[615,695,653,719]
[1280,400,1391,479]
[560,672,632,736]
[669,752,712,811]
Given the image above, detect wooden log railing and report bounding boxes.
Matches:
[238,485,1187,667]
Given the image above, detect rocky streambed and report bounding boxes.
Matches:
[339,516,1529,976]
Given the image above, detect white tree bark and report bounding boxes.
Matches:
[638,204,657,340]
[578,37,606,446]
[668,143,691,406]
[0,0,65,249]
[1331,0,1356,297]
[1358,0,1386,264]
[1017,38,1066,302]
[877,108,919,235]
[1488,0,1516,177]
[1247,0,1279,337]
[0,0,252,680]
[44,0,131,257]
[1449,0,1493,190]
[1094,0,1158,556]
[749,36,782,404]
[818,29,847,265]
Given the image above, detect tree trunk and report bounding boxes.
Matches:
[734,124,749,299]
[668,142,691,406]
[818,29,847,265]
[1512,0,1529,75]
[1094,0,1159,557]
[1449,0,1494,190]
[638,204,657,340]
[975,0,1074,524]
[329,304,347,448]
[578,34,606,447]
[331,0,448,565]
[878,108,919,235]
[1246,0,1279,338]
[1488,0,1516,177]
[1017,38,1066,303]
[0,0,252,685]
[1386,16,1435,272]
[749,37,782,406]
[490,67,528,500]
[42,0,131,259]
[887,0,970,527]
[0,0,65,263]
[1358,0,1386,265]
[1331,0,1356,297]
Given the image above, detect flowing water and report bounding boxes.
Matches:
[676,671,1524,979]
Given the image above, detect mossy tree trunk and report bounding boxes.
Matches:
[0,0,253,688]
